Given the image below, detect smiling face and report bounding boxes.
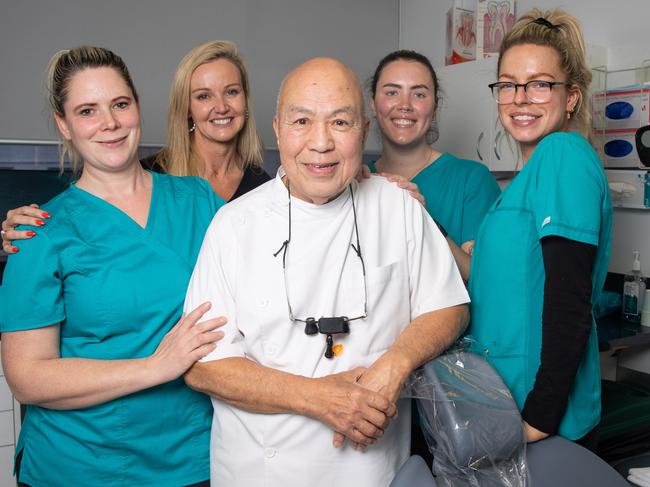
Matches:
[497,43,579,160]
[273,58,368,205]
[189,58,247,147]
[371,59,436,149]
[54,67,141,173]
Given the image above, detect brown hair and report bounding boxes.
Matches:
[368,50,441,144]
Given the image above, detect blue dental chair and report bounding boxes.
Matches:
[391,351,628,486]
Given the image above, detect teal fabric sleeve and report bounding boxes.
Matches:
[0,230,65,331]
[533,136,603,246]
[461,165,500,243]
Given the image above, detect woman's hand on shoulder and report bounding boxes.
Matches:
[2,204,50,253]
[148,302,227,384]
[377,172,425,207]
[461,240,475,256]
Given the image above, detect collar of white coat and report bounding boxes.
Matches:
[273,166,357,212]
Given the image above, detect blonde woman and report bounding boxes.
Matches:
[154,40,269,201]
[1,41,269,252]
[468,9,612,449]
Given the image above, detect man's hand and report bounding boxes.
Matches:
[332,353,412,450]
[311,367,397,449]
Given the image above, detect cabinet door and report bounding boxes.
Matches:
[490,117,520,172]
[435,58,497,166]
[0,446,14,487]
[435,58,520,172]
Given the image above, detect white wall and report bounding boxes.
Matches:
[0,0,399,151]
[399,0,650,276]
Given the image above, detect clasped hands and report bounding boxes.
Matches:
[315,353,409,451]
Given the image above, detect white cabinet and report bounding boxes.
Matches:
[434,57,519,173]
[0,346,18,487]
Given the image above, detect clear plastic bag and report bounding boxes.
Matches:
[402,340,528,486]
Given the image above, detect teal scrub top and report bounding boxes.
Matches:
[0,171,224,486]
[368,153,500,244]
[468,132,613,440]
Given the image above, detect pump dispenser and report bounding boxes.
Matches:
[622,251,646,322]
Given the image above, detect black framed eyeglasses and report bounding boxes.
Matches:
[274,182,367,359]
[488,80,568,104]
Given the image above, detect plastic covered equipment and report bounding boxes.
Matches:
[402,341,528,486]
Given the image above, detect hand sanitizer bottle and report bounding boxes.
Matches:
[622,251,646,323]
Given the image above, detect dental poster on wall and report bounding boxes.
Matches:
[477,0,516,59]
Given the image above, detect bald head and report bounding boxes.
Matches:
[272,57,369,205]
[276,57,365,117]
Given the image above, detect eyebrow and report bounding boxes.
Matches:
[71,96,131,111]
[498,72,558,81]
[285,105,357,116]
[381,82,431,91]
[192,82,243,93]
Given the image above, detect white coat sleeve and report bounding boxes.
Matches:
[404,191,470,318]
[183,209,246,361]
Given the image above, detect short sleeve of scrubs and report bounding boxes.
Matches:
[0,230,64,331]
[461,164,501,243]
[532,135,604,246]
[184,209,246,361]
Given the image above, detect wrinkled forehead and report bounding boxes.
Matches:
[278,61,365,117]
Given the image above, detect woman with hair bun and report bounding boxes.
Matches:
[368,49,501,279]
[0,46,225,486]
[1,40,270,252]
[467,9,612,449]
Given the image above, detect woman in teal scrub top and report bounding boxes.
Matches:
[367,49,501,463]
[367,50,501,278]
[0,47,226,486]
[468,9,612,450]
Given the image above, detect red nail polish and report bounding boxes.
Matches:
[26,231,36,237]
[11,247,19,253]
[42,212,51,219]
[35,219,45,226]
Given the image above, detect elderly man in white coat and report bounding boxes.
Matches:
[183,57,470,487]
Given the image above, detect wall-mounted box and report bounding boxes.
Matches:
[605,169,650,209]
[593,89,650,131]
[445,0,476,65]
[597,130,643,168]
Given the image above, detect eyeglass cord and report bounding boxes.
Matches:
[273,181,368,324]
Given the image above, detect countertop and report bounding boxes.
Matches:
[597,314,650,352]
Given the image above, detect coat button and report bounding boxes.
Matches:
[264,448,277,459]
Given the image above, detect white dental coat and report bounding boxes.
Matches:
[184,171,469,487]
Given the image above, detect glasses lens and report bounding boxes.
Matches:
[526,81,552,103]
[493,83,515,104]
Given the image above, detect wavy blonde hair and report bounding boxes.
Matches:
[498,9,592,139]
[46,46,139,173]
[159,40,264,176]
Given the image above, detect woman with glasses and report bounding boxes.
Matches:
[466,9,612,449]
[367,50,500,280]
